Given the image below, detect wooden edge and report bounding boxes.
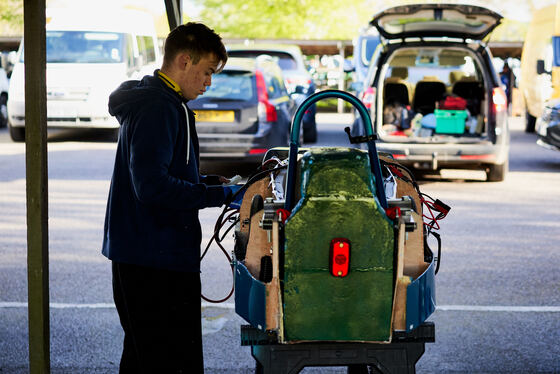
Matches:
[391,221,407,334]
[245,210,269,278]
[239,178,272,233]
[272,220,284,338]
[403,211,429,279]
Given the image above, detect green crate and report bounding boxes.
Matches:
[435,109,468,134]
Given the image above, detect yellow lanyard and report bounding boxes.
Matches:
[157,70,183,97]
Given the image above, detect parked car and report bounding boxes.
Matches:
[352,3,509,181]
[536,100,560,151]
[0,63,8,128]
[352,28,380,87]
[188,57,297,163]
[226,44,318,142]
[7,8,161,142]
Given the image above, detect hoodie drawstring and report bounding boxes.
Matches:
[181,103,191,165]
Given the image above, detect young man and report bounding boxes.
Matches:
[102,23,233,373]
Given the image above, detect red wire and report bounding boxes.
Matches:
[421,197,441,230]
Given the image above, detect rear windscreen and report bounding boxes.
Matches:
[388,48,479,84]
[202,71,255,101]
[227,51,297,70]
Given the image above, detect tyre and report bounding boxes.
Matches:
[0,94,7,128]
[486,159,508,182]
[255,361,264,374]
[347,364,370,374]
[525,112,536,133]
[9,123,25,142]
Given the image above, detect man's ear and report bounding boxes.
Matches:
[177,53,192,70]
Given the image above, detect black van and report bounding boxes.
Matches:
[353,4,510,181]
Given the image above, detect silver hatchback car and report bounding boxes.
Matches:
[353,4,509,181]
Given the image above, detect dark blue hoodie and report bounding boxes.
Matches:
[102,71,229,272]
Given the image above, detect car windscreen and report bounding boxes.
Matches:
[201,71,255,101]
[20,31,126,63]
[227,51,298,70]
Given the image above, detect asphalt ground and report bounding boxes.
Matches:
[0,113,559,373]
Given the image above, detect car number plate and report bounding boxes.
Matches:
[194,110,234,122]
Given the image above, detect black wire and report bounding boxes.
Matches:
[220,218,239,242]
[200,162,288,303]
[200,206,237,303]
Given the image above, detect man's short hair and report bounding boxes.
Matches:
[163,22,227,71]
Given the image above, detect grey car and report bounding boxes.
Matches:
[352,4,510,181]
[226,44,318,143]
[188,57,296,163]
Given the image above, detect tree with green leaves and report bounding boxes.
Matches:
[194,0,377,40]
[191,0,550,41]
[0,0,23,36]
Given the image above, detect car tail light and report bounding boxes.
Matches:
[248,148,268,155]
[492,87,507,113]
[361,87,376,109]
[330,238,350,277]
[287,77,312,86]
[256,70,278,122]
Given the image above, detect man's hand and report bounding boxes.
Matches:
[222,175,242,185]
[227,185,245,210]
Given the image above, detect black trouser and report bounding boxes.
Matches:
[112,261,203,374]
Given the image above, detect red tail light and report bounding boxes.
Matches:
[256,71,278,122]
[248,148,268,155]
[492,87,507,113]
[286,77,311,85]
[330,238,350,277]
[361,87,376,109]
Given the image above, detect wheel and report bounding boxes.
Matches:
[0,94,7,128]
[8,123,25,142]
[486,159,508,182]
[255,361,264,374]
[347,364,370,374]
[525,112,536,133]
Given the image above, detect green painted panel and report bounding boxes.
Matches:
[283,148,394,342]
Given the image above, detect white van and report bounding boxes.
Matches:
[7,8,161,141]
[519,3,560,132]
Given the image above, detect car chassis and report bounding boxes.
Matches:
[226,90,447,373]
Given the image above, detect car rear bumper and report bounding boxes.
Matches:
[198,132,285,162]
[377,140,508,169]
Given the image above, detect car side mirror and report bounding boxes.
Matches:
[536,59,549,75]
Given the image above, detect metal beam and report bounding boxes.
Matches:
[164,0,182,31]
[24,0,50,373]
